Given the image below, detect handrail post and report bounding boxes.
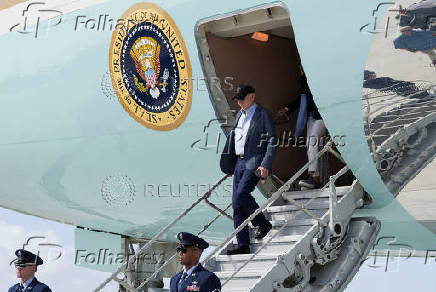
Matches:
[329,166,349,237]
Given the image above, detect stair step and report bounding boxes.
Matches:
[283,197,331,206]
[253,234,303,244]
[216,270,261,290]
[272,225,313,237]
[226,234,302,257]
[217,270,262,278]
[251,234,302,255]
[215,254,277,272]
[233,225,309,244]
[267,202,330,213]
[281,186,350,200]
[216,254,277,262]
[271,219,317,227]
[270,208,328,221]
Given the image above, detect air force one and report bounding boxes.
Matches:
[0,0,435,291]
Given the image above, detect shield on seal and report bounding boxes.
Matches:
[130,36,161,97]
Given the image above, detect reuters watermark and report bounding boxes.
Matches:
[144,182,233,198]
[101,176,234,202]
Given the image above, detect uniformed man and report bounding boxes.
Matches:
[170,232,221,292]
[8,249,52,292]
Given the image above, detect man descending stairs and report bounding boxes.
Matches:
[204,180,380,292]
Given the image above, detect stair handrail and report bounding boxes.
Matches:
[95,174,231,291]
[201,140,334,265]
[96,139,343,291]
[135,142,338,291]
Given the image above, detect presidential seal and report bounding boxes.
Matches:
[109,3,193,131]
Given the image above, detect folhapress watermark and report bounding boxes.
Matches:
[75,249,165,266]
[191,118,348,154]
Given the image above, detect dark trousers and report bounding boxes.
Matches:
[232,158,268,247]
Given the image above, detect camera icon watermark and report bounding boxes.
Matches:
[9,236,64,266]
[9,2,63,39]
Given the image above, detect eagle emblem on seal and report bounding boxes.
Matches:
[130,37,169,99]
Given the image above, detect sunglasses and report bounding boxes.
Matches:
[14,264,35,268]
[177,245,193,253]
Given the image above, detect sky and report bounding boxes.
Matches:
[0,207,118,291]
[1,206,436,291]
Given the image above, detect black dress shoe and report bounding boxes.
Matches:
[226,246,250,255]
[255,221,272,239]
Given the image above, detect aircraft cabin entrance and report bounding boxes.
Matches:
[195,2,352,195]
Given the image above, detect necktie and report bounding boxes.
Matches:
[177,272,188,291]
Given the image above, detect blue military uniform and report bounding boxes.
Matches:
[170,264,221,292]
[8,249,52,292]
[170,232,221,292]
[8,278,52,292]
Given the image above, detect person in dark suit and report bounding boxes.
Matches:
[220,83,277,255]
[278,66,326,189]
[170,232,221,292]
[8,249,52,292]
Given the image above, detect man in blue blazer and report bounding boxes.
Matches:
[8,249,52,292]
[220,83,277,255]
[170,232,221,292]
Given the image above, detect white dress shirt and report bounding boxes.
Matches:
[234,103,257,156]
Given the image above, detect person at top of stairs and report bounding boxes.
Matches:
[170,232,221,292]
[220,83,277,255]
[277,65,326,189]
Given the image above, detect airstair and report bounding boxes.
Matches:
[205,179,378,291]
[95,141,380,292]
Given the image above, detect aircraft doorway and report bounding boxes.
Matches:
[196,3,351,195]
